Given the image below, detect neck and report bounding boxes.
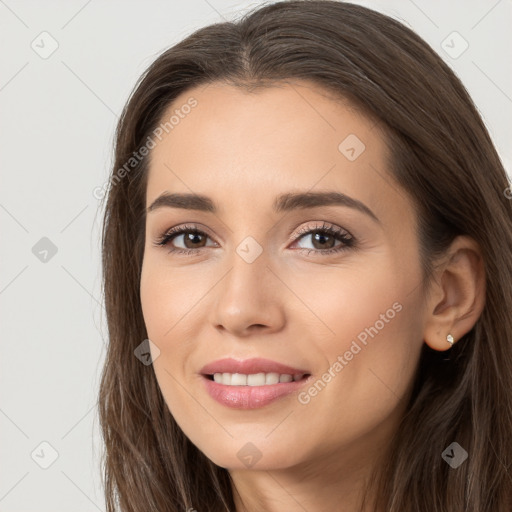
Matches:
[229,430,391,512]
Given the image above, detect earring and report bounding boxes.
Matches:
[446,334,454,346]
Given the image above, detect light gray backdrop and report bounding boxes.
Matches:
[1,0,511,510]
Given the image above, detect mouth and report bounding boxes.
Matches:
[204,372,310,386]
[199,358,312,409]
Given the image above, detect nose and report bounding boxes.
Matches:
[209,247,286,338]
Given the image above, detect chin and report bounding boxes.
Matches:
[198,438,304,471]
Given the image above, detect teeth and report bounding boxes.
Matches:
[265,372,279,385]
[212,372,305,386]
[230,372,246,386]
[248,372,266,386]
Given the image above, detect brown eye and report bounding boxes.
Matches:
[154,221,356,256]
[154,224,216,255]
[291,222,355,255]
[177,231,208,249]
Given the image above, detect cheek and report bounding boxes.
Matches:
[140,259,207,340]
[140,262,186,396]
[139,259,211,399]
[302,264,422,411]
[290,264,402,351]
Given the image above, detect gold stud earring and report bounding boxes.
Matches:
[446,334,454,346]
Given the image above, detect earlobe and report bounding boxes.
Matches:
[422,235,486,352]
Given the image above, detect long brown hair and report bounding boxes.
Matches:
[98,1,512,510]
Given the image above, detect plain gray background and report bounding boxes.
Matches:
[1,0,511,510]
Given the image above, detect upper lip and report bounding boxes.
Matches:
[200,357,309,376]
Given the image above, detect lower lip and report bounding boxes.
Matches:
[202,375,310,409]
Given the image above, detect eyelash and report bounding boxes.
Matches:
[153,222,356,257]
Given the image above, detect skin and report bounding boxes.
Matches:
[139,81,485,512]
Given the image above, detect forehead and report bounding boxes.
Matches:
[145,80,398,220]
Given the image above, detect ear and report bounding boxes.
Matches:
[423,235,486,351]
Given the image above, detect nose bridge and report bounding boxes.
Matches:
[223,234,271,303]
[209,233,284,333]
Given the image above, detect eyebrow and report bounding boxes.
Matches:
[147,190,380,224]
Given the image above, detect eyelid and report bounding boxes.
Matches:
[155,223,217,246]
[291,221,352,240]
[154,221,356,255]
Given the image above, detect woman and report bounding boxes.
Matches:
[98,1,512,510]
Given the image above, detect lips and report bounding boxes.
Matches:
[200,357,312,409]
[200,357,309,376]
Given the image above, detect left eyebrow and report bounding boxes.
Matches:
[146,190,381,224]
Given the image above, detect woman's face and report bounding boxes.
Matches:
[140,80,428,473]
